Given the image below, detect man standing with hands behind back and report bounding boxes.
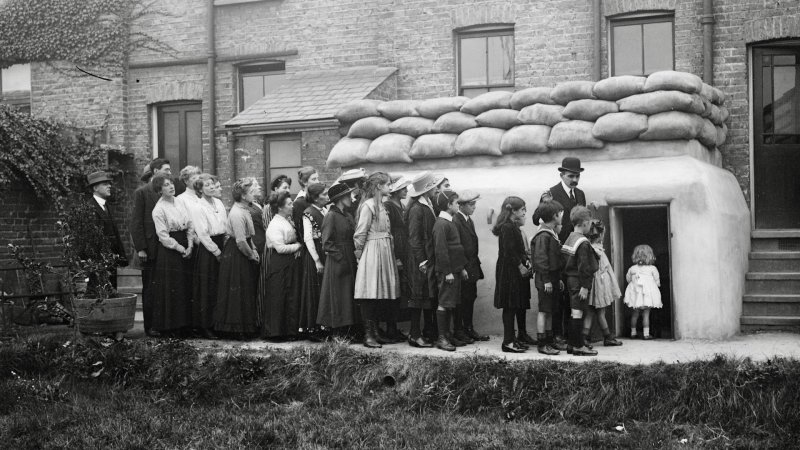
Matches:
[532,157,587,344]
[86,170,128,292]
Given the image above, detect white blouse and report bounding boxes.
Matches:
[191,197,228,256]
[152,196,195,251]
[266,214,302,254]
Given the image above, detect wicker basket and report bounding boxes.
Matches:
[73,293,137,334]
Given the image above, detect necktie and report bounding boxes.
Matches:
[569,189,575,202]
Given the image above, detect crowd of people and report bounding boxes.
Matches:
[113,155,662,355]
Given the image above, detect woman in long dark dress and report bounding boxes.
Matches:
[246,179,266,272]
[493,196,531,353]
[262,191,303,338]
[150,175,195,336]
[299,183,328,337]
[214,179,261,338]
[317,183,358,335]
[383,175,412,342]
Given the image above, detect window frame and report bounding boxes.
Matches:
[237,60,286,112]
[609,13,675,77]
[155,101,204,170]
[263,134,303,196]
[455,26,515,96]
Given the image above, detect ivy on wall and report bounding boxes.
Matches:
[0,0,174,74]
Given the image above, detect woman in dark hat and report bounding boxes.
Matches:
[298,183,329,339]
[317,183,358,336]
[150,174,195,336]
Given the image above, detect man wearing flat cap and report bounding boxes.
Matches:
[87,170,128,290]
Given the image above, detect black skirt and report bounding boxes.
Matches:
[261,249,301,338]
[298,244,323,331]
[192,234,225,329]
[151,230,193,332]
[214,238,260,334]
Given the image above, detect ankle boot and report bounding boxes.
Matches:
[603,334,623,346]
[537,333,559,355]
[435,335,456,351]
[363,321,382,348]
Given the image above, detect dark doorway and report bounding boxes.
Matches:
[611,205,673,339]
[752,44,800,229]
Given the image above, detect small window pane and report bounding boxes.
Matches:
[773,55,796,65]
[613,24,643,76]
[460,37,487,86]
[643,21,673,73]
[162,112,181,166]
[763,66,774,134]
[462,87,489,98]
[264,73,287,96]
[269,139,302,168]
[186,111,203,168]
[488,35,514,85]
[242,75,265,110]
[1,64,31,92]
[763,55,772,66]
[773,66,799,134]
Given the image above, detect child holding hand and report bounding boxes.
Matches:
[624,244,662,340]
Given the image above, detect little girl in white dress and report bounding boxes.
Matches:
[624,244,662,340]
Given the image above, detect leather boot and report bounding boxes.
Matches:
[363,321,382,349]
[466,327,490,341]
[435,335,456,351]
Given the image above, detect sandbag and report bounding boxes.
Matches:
[698,119,718,148]
[707,103,723,126]
[416,96,470,119]
[639,111,705,141]
[454,127,505,157]
[378,100,421,121]
[509,87,555,109]
[347,116,392,139]
[562,99,619,121]
[327,138,371,168]
[366,133,415,164]
[550,81,596,105]
[711,87,726,105]
[617,90,705,115]
[547,121,604,149]
[475,109,521,129]
[720,106,730,123]
[592,75,646,101]
[716,124,728,147]
[460,91,514,115]
[592,112,648,142]
[500,125,551,154]
[700,83,714,102]
[518,104,566,126]
[410,133,458,159]
[338,125,350,137]
[335,99,382,124]
[643,70,703,94]
[388,117,435,137]
[432,111,477,134]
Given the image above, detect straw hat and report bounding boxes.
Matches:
[389,175,411,194]
[407,171,445,198]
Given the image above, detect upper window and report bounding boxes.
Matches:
[457,28,514,97]
[238,61,287,111]
[610,14,674,76]
[266,136,302,196]
[1,63,32,114]
[156,102,203,170]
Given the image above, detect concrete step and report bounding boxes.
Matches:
[742,294,800,316]
[116,267,142,288]
[750,233,800,251]
[745,272,800,294]
[748,252,800,272]
[740,315,800,333]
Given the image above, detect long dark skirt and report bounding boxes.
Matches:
[317,244,358,329]
[261,250,301,338]
[298,250,323,332]
[214,238,260,334]
[192,234,225,329]
[151,230,192,332]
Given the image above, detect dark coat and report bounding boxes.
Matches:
[130,182,160,257]
[453,212,483,281]
[532,182,586,243]
[493,222,531,309]
[405,197,437,300]
[432,216,467,275]
[531,228,561,290]
[317,205,358,328]
[561,232,599,290]
[91,198,128,266]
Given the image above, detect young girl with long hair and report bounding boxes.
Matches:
[624,244,662,339]
[584,220,623,347]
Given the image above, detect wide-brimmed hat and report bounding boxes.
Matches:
[457,190,480,203]
[328,183,355,202]
[389,175,411,194]
[558,157,584,173]
[407,171,445,198]
[87,171,113,187]
[338,168,367,186]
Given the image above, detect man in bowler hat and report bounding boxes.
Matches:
[87,170,128,291]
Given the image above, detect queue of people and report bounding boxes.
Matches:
[124,156,659,355]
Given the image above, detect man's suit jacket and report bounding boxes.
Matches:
[453,212,484,281]
[91,199,128,265]
[130,183,160,258]
[532,182,586,243]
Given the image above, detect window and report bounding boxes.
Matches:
[610,15,674,76]
[457,28,514,97]
[1,63,31,114]
[238,61,287,111]
[156,102,203,170]
[265,136,302,196]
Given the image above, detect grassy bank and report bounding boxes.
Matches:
[0,335,798,448]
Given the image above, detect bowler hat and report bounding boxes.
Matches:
[328,183,355,202]
[87,171,113,187]
[558,157,584,173]
[407,171,445,198]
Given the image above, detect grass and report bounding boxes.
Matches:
[0,334,798,449]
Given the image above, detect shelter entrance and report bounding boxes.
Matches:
[609,205,674,339]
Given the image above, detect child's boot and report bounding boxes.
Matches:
[603,330,622,346]
[537,332,559,355]
[547,330,568,351]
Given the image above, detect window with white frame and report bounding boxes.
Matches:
[457,27,515,97]
[609,14,674,76]
[238,61,287,111]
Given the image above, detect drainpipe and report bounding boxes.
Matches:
[207,0,217,174]
[702,0,715,84]
[593,0,602,81]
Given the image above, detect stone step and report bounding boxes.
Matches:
[750,233,800,251]
[740,315,800,333]
[748,252,800,272]
[116,267,142,288]
[742,294,800,316]
[745,272,800,294]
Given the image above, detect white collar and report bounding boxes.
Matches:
[458,210,470,221]
[312,204,323,212]
[93,194,107,208]
[438,211,453,222]
[561,181,575,196]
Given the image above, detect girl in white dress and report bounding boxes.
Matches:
[623,244,662,340]
[584,221,622,347]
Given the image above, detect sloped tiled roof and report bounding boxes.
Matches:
[225,66,397,127]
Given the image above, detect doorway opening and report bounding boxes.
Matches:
[610,205,674,339]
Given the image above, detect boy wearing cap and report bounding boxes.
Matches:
[452,190,488,343]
